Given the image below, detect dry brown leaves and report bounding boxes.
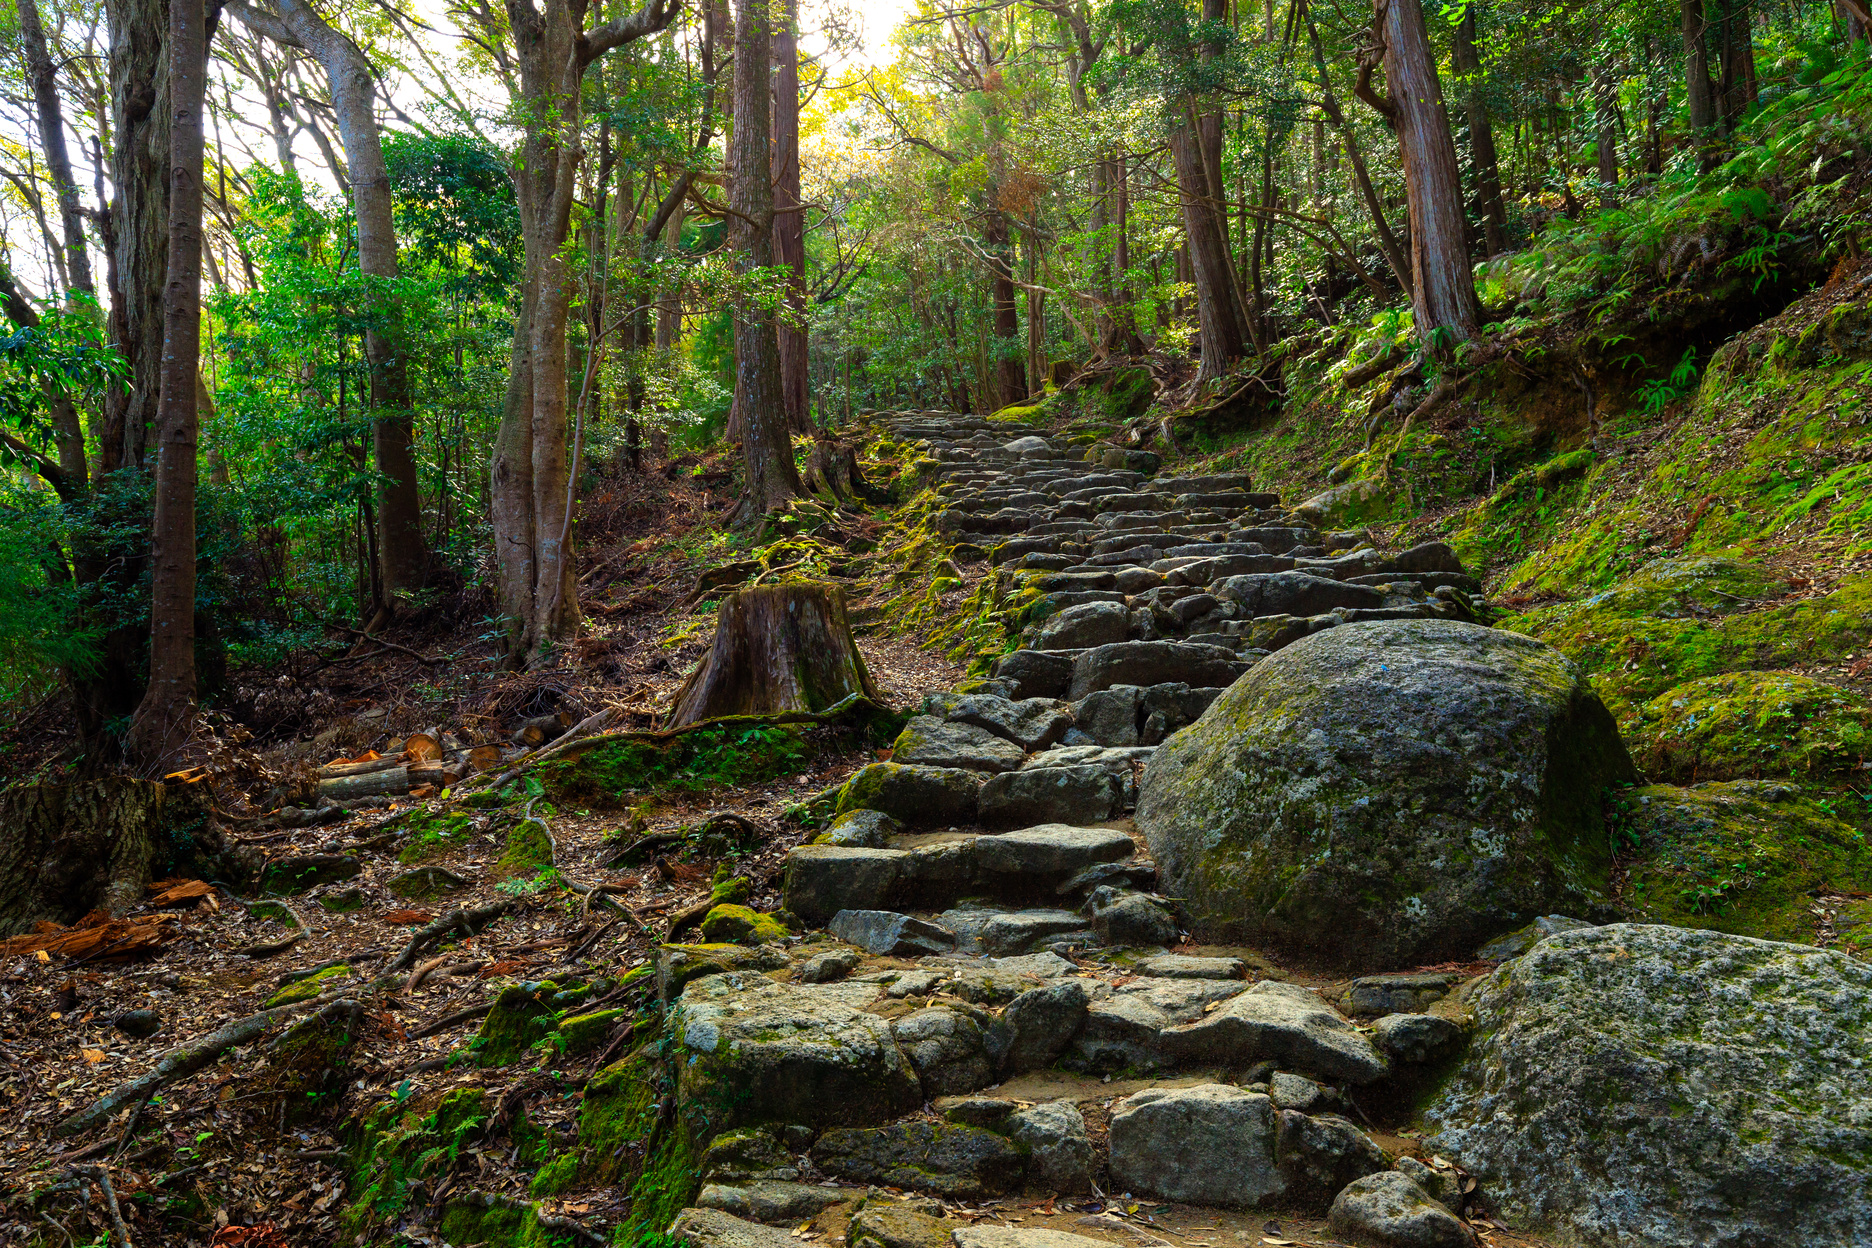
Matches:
[209,1222,291,1247]
[381,909,433,925]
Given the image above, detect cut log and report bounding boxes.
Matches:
[665,582,879,728]
[317,756,404,779]
[316,766,409,802]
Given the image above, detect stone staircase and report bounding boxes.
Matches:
[665,413,1500,1248]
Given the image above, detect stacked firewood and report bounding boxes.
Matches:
[313,713,575,802]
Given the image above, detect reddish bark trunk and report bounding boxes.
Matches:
[772,0,809,433]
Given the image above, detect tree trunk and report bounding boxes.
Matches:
[1024,223,1044,397]
[1593,62,1620,201]
[127,0,207,767]
[1306,12,1413,298]
[0,780,166,936]
[1718,0,1757,128]
[1843,0,1870,46]
[103,0,170,473]
[730,0,803,522]
[1171,102,1251,379]
[230,0,430,609]
[666,584,879,727]
[17,0,96,302]
[1683,0,1718,136]
[984,210,1025,407]
[1374,0,1482,348]
[772,0,809,433]
[1452,5,1508,257]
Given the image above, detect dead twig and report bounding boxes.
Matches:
[406,1001,497,1040]
[329,624,451,665]
[386,900,516,973]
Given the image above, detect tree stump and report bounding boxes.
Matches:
[0,776,262,937]
[666,583,879,727]
[803,438,889,506]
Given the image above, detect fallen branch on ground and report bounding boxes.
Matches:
[56,991,358,1137]
[406,1002,496,1040]
[386,901,516,973]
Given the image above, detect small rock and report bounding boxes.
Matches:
[952,1229,1110,1248]
[1138,954,1246,980]
[317,887,366,912]
[995,980,1091,1073]
[696,1181,849,1225]
[811,1120,1024,1198]
[1328,1172,1476,1248]
[1089,892,1178,947]
[847,1202,952,1248]
[783,847,907,925]
[1164,980,1390,1085]
[1108,1084,1283,1207]
[1032,602,1131,651]
[939,1096,1017,1128]
[1474,914,1593,962]
[1268,1071,1324,1112]
[669,1207,798,1247]
[886,969,948,998]
[829,910,956,957]
[835,763,983,827]
[797,948,860,983]
[1276,1110,1390,1209]
[979,766,1125,827]
[893,1006,994,1096]
[702,1127,798,1181]
[971,825,1137,880]
[1341,972,1463,1016]
[260,854,361,896]
[1007,1100,1094,1194]
[1373,1013,1467,1064]
[114,1009,161,1039]
[891,717,1029,772]
[815,809,904,849]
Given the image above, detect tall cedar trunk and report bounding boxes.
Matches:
[1452,6,1508,256]
[1025,224,1044,396]
[1376,0,1482,347]
[1090,157,1112,353]
[666,584,878,727]
[0,780,164,935]
[984,211,1024,407]
[1171,103,1250,379]
[231,0,430,607]
[490,0,678,660]
[18,0,96,303]
[772,0,809,433]
[1683,0,1718,134]
[730,0,803,519]
[104,0,169,473]
[127,0,206,766]
[1593,63,1620,197]
[1844,0,1870,45]
[1719,0,1757,127]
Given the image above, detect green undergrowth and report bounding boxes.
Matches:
[1613,780,1872,943]
[394,809,476,863]
[538,722,816,806]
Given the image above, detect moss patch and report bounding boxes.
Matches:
[556,1007,629,1055]
[698,904,791,945]
[539,721,818,807]
[395,810,477,864]
[527,1152,579,1198]
[495,818,555,880]
[1629,671,1872,782]
[1613,780,1872,942]
[264,964,351,1008]
[247,900,299,927]
[343,1087,487,1233]
[472,982,558,1067]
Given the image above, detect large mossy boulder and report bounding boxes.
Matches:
[1136,620,1635,968]
[1424,923,1872,1248]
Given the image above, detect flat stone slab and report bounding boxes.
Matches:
[1138,954,1248,979]
[939,907,1092,957]
[971,824,1136,879]
[828,909,956,957]
[1162,980,1390,1084]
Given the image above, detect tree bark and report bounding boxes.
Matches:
[729,0,803,522]
[1306,12,1413,298]
[229,0,430,609]
[17,0,96,302]
[666,584,879,727]
[1593,62,1620,200]
[0,779,165,936]
[487,0,679,660]
[1683,0,1718,136]
[1171,101,1251,379]
[1452,5,1508,256]
[772,0,809,433]
[1371,0,1482,348]
[984,210,1026,406]
[1718,0,1757,128]
[102,0,171,473]
[128,0,208,767]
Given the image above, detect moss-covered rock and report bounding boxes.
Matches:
[1136,619,1634,969]
[387,865,469,899]
[556,1007,629,1055]
[1629,671,1872,782]
[260,854,361,896]
[472,982,558,1066]
[526,1153,578,1197]
[698,904,792,945]
[258,1007,357,1126]
[656,942,792,1001]
[317,887,366,913]
[494,818,554,880]
[1613,780,1872,943]
[264,964,351,1008]
[247,900,299,927]
[834,762,982,827]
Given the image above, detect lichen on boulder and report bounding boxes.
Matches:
[1136,619,1635,968]
[1425,923,1872,1248]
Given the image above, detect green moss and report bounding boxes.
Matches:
[698,904,792,945]
[1629,671,1872,782]
[557,1008,629,1055]
[472,982,559,1067]
[260,855,360,896]
[343,1087,488,1233]
[318,887,365,913]
[395,810,477,863]
[576,1046,669,1186]
[495,818,555,880]
[247,900,299,927]
[539,721,820,807]
[1613,780,1872,943]
[263,1008,356,1126]
[264,964,351,1008]
[528,1152,579,1197]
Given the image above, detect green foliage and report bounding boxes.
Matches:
[539,722,816,805]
